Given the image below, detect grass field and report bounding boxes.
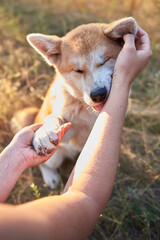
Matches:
[0,0,160,239]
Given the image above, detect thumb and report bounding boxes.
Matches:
[123,34,136,49]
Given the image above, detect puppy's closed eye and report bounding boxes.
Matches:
[99,58,110,66]
[75,69,84,74]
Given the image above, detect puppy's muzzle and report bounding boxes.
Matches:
[90,87,107,103]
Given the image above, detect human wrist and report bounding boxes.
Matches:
[102,75,130,115]
[0,145,26,202]
[111,74,131,94]
[1,144,26,175]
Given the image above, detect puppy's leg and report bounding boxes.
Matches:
[39,147,66,189]
[33,115,73,189]
[39,165,60,190]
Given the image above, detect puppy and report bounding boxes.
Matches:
[11,17,137,189]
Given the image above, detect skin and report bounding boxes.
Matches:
[0,27,152,240]
[0,123,71,203]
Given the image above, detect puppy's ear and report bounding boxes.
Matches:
[103,17,137,40]
[27,34,61,66]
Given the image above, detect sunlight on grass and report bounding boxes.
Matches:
[30,183,41,199]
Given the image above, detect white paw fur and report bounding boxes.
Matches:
[39,165,60,189]
[33,122,59,155]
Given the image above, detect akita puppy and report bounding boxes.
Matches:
[11,17,137,189]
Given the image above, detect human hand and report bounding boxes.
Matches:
[8,123,71,169]
[112,27,152,89]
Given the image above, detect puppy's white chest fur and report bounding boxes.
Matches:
[62,101,98,150]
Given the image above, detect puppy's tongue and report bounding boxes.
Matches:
[94,102,105,113]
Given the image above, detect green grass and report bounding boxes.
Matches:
[0,0,160,239]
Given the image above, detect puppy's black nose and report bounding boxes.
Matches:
[90,87,107,103]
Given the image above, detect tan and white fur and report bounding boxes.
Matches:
[11,17,137,189]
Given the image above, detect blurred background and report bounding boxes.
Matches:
[0,0,160,239]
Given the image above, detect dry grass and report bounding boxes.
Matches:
[0,0,160,239]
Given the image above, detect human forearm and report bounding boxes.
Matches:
[64,82,129,212]
[0,192,96,240]
[64,29,152,211]
[0,145,25,202]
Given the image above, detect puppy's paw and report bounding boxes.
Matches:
[39,165,60,189]
[33,123,59,155]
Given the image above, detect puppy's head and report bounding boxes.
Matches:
[27,17,137,112]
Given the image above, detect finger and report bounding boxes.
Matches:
[135,36,141,49]
[136,26,146,37]
[57,122,71,141]
[62,122,72,134]
[136,26,151,50]
[27,123,44,132]
[123,34,136,48]
[137,26,150,44]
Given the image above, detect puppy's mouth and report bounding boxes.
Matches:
[93,88,111,113]
[93,101,106,113]
[91,76,113,113]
